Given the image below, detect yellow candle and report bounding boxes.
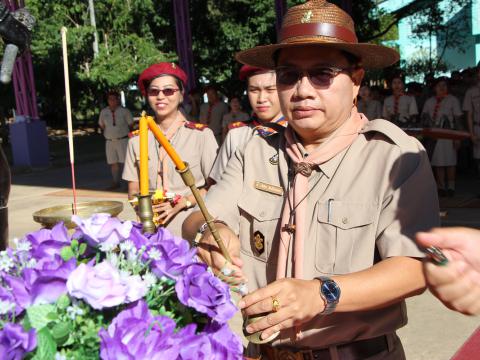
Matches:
[139,112,149,196]
[147,117,187,171]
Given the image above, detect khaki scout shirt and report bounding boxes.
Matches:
[122,124,218,236]
[209,126,255,182]
[204,119,440,349]
[98,106,133,139]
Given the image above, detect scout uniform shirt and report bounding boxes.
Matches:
[204,119,440,350]
[422,94,462,167]
[209,117,287,182]
[463,85,480,159]
[122,121,218,236]
[383,95,418,125]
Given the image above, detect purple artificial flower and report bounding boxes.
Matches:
[175,325,213,360]
[3,256,76,310]
[72,213,132,249]
[204,322,243,360]
[174,323,243,360]
[0,323,37,360]
[27,222,71,260]
[99,300,180,360]
[175,263,237,324]
[148,228,196,280]
[66,261,147,310]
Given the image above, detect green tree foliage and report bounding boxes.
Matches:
[25,0,175,126]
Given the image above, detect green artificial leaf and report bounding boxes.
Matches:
[60,246,75,261]
[79,243,87,255]
[31,328,56,360]
[27,304,56,330]
[70,239,79,251]
[22,315,32,331]
[46,312,59,321]
[56,294,70,310]
[50,322,72,346]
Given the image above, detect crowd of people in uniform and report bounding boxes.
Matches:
[94,1,480,359]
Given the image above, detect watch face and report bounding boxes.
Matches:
[321,280,340,302]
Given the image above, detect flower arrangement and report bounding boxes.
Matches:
[0,213,243,359]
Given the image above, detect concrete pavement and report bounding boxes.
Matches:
[7,160,479,359]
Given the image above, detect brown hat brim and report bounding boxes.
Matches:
[236,41,399,69]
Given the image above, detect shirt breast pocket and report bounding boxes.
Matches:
[238,190,283,263]
[316,201,376,274]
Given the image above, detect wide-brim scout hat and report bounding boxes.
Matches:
[138,62,188,97]
[236,0,399,69]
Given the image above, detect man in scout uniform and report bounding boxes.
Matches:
[383,75,419,126]
[463,65,480,175]
[98,90,134,189]
[209,65,285,183]
[184,1,439,359]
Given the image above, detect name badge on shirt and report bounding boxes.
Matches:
[254,181,284,196]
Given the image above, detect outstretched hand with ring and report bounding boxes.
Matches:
[239,278,326,341]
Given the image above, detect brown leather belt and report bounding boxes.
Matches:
[260,335,389,360]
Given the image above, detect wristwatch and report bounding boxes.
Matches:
[316,276,341,315]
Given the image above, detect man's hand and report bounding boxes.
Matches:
[417,227,480,315]
[239,278,325,340]
[197,224,246,286]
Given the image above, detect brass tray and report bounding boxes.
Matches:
[33,201,124,229]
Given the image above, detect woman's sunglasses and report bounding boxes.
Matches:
[147,88,180,97]
[275,66,354,87]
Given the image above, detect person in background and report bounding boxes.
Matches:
[416,227,480,316]
[98,91,134,190]
[422,78,462,197]
[463,65,480,175]
[199,85,229,144]
[221,96,249,140]
[383,75,418,127]
[357,84,382,120]
[122,63,218,236]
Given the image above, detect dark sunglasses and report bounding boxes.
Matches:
[147,88,180,97]
[275,66,354,87]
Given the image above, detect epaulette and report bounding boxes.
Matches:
[185,121,208,131]
[254,119,287,138]
[360,119,418,151]
[228,121,250,130]
[128,130,139,138]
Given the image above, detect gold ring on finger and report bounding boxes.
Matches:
[271,296,280,313]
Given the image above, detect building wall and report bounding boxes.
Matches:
[379,0,479,73]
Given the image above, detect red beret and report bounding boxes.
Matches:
[138,62,188,96]
[239,65,270,81]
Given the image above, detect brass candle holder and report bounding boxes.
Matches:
[136,193,156,234]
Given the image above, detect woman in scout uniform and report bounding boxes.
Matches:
[422,78,462,197]
[185,1,439,359]
[383,75,419,126]
[209,65,285,183]
[122,62,218,236]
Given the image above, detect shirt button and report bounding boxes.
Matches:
[342,217,348,224]
[259,211,266,218]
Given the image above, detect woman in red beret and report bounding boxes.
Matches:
[122,62,218,236]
